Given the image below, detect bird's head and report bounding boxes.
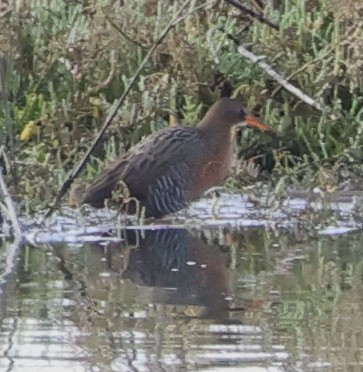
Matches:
[199,98,270,133]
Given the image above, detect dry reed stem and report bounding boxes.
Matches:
[0,147,22,238]
[237,45,338,120]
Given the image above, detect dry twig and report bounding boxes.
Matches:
[0,53,17,185]
[0,238,22,292]
[0,147,22,238]
[224,0,279,31]
[237,45,335,116]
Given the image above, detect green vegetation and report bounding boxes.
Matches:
[0,0,362,212]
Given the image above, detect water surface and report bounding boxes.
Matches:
[1,192,363,371]
[1,225,363,371]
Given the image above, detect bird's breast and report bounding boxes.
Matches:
[187,142,232,200]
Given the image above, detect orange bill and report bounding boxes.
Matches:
[245,115,271,132]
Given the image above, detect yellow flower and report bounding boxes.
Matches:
[19,121,37,141]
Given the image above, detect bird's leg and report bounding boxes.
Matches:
[123,196,140,219]
[211,192,221,218]
[111,180,130,205]
[138,205,146,225]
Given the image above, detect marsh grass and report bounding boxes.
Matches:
[0,0,362,212]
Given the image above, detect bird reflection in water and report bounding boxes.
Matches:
[53,228,265,321]
[117,228,263,320]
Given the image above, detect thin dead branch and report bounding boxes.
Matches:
[0,53,17,185]
[237,45,336,116]
[224,0,279,31]
[88,50,116,94]
[0,238,22,290]
[271,47,335,98]
[105,14,149,50]
[208,29,330,117]
[0,148,22,238]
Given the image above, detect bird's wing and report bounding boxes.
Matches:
[122,127,209,216]
[81,127,209,214]
[80,156,129,207]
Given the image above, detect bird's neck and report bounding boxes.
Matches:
[197,117,233,152]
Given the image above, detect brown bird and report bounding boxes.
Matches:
[78,98,271,217]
